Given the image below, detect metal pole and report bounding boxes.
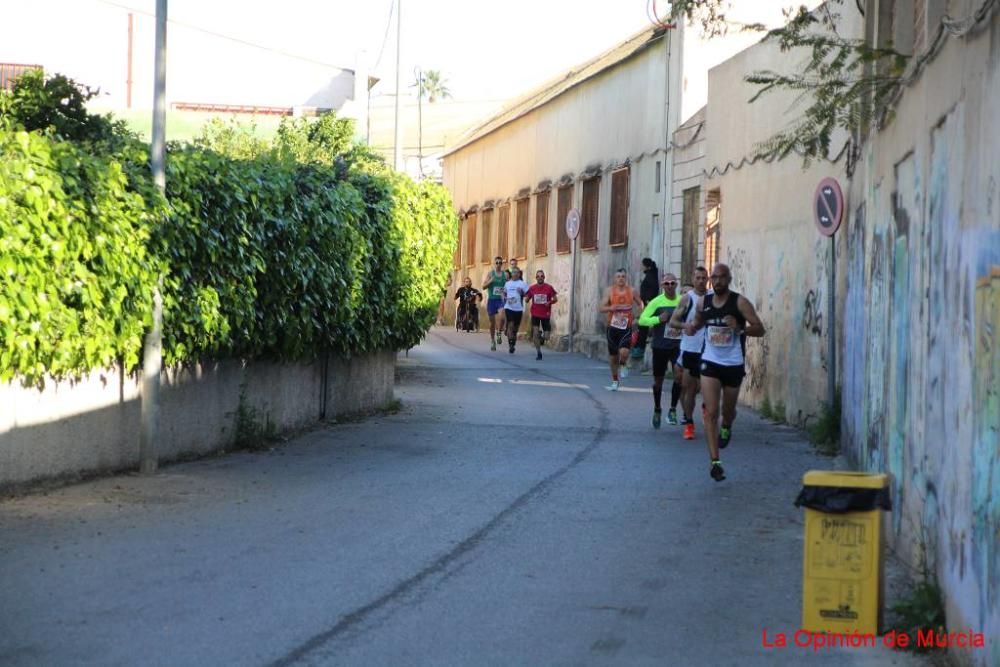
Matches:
[416,67,423,179]
[140,0,167,475]
[392,0,403,171]
[126,13,134,109]
[827,235,836,409]
[568,237,577,353]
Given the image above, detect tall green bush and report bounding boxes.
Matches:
[0,72,456,383]
[0,130,160,382]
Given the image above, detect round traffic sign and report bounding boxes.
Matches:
[566,208,581,240]
[814,177,844,237]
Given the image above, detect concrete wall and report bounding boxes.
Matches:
[841,5,1000,662]
[700,13,859,422]
[0,351,396,492]
[442,33,681,351]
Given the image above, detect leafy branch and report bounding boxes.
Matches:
[668,0,910,166]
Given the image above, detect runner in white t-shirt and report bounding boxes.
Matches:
[502,269,530,354]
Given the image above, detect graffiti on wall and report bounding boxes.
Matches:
[843,101,1000,655]
[801,289,823,336]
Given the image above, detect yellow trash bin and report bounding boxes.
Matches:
[796,470,891,636]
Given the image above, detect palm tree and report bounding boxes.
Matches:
[412,69,451,179]
[418,70,451,103]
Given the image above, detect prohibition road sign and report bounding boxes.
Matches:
[814,177,844,237]
[566,208,581,240]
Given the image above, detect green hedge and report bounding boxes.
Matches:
[0,76,456,384]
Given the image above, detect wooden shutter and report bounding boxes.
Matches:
[480,208,493,264]
[610,168,629,247]
[556,185,573,254]
[515,198,529,259]
[535,191,550,256]
[497,204,510,262]
[581,177,599,250]
[465,213,477,267]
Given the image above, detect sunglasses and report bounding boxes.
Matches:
[663,281,677,286]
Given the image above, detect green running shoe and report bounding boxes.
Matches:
[652,409,662,429]
[720,425,731,449]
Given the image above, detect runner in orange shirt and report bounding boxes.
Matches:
[598,268,643,391]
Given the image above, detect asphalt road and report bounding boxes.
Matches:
[0,328,928,666]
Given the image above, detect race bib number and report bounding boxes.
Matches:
[665,327,682,340]
[491,286,503,297]
[707,325,734,347]
[507,295,520,306]
[533,293,548,305]
[610,312,630,329]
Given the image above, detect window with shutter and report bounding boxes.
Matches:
[480,208,493,264]
[535,191,550,256]
[497,204,510,262]
[515,198,529,259]
[556,185,573,254]
[609,168,629,247]
[465,214,477,268]
[581,177,600,250]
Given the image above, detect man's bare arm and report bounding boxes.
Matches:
[598,288,613,313]
[668,293,692,328]
[738,296,765,337]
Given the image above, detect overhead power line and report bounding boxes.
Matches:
[92,0,349,70]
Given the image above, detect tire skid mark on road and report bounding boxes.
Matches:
[267,332,611,667]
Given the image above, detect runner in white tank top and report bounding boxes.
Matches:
[683,263,766,482]
[670,266,711,440]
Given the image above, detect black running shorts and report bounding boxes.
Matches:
[504,308,523,329]
[606,326,632,356]
[652,346,681,377]
[700,359,745,388]
[531,316,551,331]
[682,351,702,378]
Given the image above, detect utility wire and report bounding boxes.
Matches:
[92,0,349,70]
[373,0,397,73]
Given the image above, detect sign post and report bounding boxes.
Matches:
[814,177,844,411]
[566,208,581,353]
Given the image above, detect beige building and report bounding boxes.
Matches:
[441,26,683,353]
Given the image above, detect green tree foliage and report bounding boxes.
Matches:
[668,0,909,164]
[0,129,160,382]
[0,73,456,384]
[417,70,451,103]
[0,69,136,150]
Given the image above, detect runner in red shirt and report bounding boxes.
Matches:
[525,269,558,361]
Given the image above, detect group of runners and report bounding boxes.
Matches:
[459,256,558,360]
[598,262,765,482]
[453,258,765,483]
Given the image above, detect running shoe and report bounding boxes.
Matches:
[620,365,629,379]
[509,343,515,354]
[536,351,543,361]
[491,341,496,351]
[667,408,678,425]
[710,460,726,482]
[683,422,696,440]
[720,425,732,449]
[607,381,620,391]
[652,409,662,429]
[496,331,503,344]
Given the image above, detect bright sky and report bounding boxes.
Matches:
[1,0,664,102]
